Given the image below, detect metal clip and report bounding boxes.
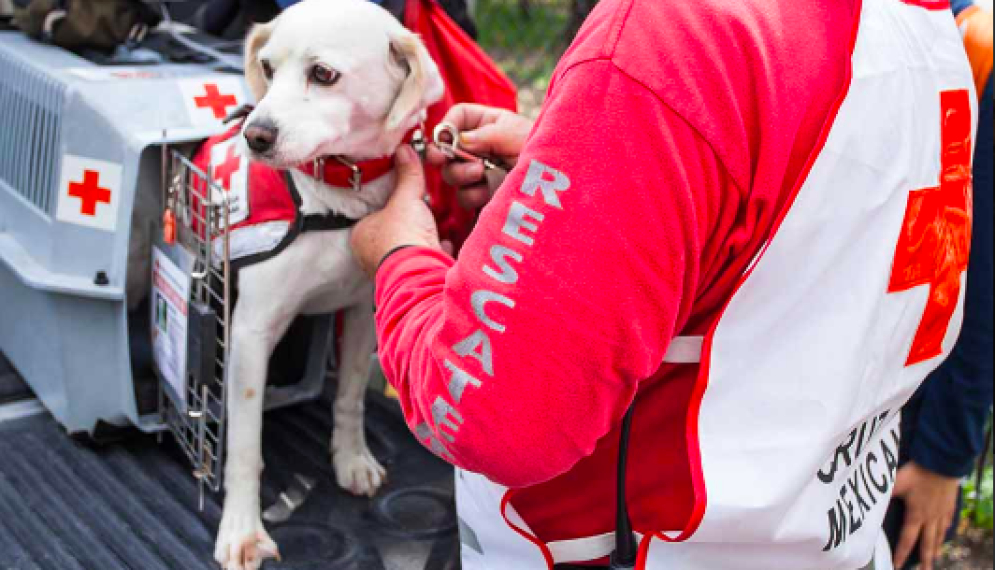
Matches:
[262,473,317,524]
[195,385,210,511]
[316,155,363,192]
[410,122,428,159]
[333,155,363,192]
[190,259,209,281]
[432,122,507,173]
[312,157,324,186]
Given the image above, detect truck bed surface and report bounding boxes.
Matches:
[0,356,458,570]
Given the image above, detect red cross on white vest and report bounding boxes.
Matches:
[215,144,242,189]
[68,169,111,216]
[194,83,238,119]
[888,89,973,366]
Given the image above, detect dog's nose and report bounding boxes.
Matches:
[244,120,278,154]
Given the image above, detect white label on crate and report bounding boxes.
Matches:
[151,246,192,409]
[208,138,250,225]
[177,77,248,130]
[55,155,123,232]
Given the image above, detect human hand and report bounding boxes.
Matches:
[426,103,533,209]
[351,145,445,277]
[892,462,961,570]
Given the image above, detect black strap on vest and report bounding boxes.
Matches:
[285,173,360,233]
[301,212,359,232]
[610,404,639,569]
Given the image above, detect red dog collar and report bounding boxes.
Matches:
[298,155,395,191]
[224,104,411,192]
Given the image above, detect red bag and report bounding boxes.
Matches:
[404,0,519,250]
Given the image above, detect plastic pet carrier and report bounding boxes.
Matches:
[0,30,333,490]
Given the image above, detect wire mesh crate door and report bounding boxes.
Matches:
[158,148,233,494]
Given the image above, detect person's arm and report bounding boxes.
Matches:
[371,59,727,487]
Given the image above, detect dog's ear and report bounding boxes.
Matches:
[386,30,444,130]
[244,21,276,102]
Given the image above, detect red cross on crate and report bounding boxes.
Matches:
[67,169,111,216]
[215,144,242,189]
[194,83,238,119]
[888,89,973,366]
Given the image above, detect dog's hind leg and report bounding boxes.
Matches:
[215,282,300,570]
[332,299,386,497]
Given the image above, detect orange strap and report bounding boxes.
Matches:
[957,5,993,97]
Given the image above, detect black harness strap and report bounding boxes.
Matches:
[287,173,360,233]
[610,404,639,569]
[301,212,359,232]
[285,171,360,233]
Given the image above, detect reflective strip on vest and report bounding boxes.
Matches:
[662,335,704,364]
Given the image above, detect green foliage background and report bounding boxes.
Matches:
[963,464,993,530]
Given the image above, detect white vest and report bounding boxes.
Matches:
[456,0,977,568]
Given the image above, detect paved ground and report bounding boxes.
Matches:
[939,524,994,570]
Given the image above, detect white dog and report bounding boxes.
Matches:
[213,1,443,568]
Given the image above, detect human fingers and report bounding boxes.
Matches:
[441,103,505,133]
[425,143,451,167]
[350,146,438,276]
[918,520,941,570]
[458,122,522,160]
[390,145,426,202]
[440,160,486,189]
[458,185,492,210]
[427,122,519,171]
[892,465,913,497]
[893,515,922,570]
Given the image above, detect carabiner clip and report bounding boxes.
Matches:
[432,122,507,173]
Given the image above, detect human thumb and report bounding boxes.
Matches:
[460,123,505,154]
[392,145,426,202]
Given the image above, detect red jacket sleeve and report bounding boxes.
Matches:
[375,59,725,487]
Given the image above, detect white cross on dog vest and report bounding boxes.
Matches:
[455,0,977,568]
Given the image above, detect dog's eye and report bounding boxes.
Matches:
[261,60,274,81]
[309,64,340,86]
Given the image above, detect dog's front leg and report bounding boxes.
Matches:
[215,301,292,570]
[332,300,386,497]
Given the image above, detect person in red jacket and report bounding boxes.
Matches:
[351,0,977,568]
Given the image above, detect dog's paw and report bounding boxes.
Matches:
[214,508,280,570]
[333,447,386,497]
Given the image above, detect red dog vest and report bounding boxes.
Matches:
[191,124,371,267]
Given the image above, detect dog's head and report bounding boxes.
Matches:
[241,0,444,168]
